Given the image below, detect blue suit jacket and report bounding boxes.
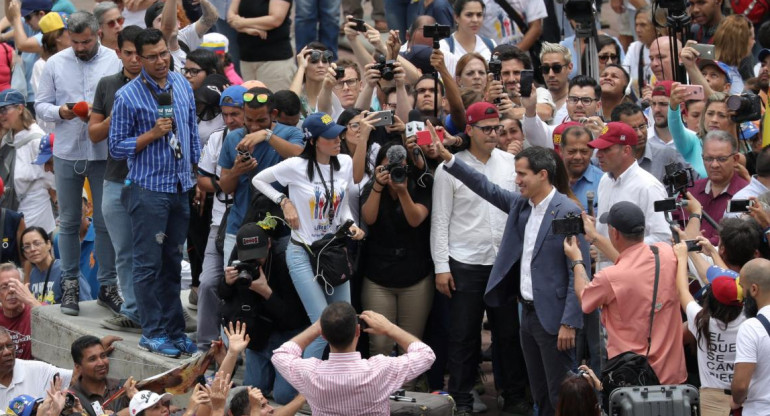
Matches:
[445,157,590,335]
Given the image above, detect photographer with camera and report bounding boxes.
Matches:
[289,44,341,119]
[219,223,308,404]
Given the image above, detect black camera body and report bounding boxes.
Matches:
[335,219,356,238]
[231,260,260,286]
[564,0,595,35]
[423,23,451,48]
[374,55,397,81]
[663,162,694,196]
[335,66,345,80]
[384,163,407,183]
[488,56,502,81]
[552,213,585,236]
[727,93,762,123]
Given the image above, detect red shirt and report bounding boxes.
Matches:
[690,174,749,245]
[0,304,32,359]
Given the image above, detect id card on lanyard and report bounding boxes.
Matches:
[142,76,182,160]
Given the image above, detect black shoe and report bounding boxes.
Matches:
[60,279,80,316]
[101,314,142,333]
[97,284,123,316]
[499,395,533,416]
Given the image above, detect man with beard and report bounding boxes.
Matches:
[647,81,677,149]
[732,258,770,415]
[35,11,122,317]
[69,335,134,416]
[490,44,531,104]
[690,0,724,44]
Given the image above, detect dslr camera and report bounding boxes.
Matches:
[552,213,585,236]
[423,23,451,48]
[230,260,260,286]
[383,162,407,183]
[488,55,502,81]
[727,93,762,123]
[662,162,694,197]
[373,54,397,81]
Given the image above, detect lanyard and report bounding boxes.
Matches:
[313,159,335,221]
[141,75,174,103]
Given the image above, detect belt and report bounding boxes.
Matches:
[519,298,535,309]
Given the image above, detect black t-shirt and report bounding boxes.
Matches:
[238,0,293,62]
[361,172,433,287]
[92,70,131,183]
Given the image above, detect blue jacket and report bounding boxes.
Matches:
[445,157,590,335]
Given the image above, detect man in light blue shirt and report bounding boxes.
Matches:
[34,11,121,317]
[562,125,602,212]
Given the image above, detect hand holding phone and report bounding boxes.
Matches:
[416,128,443,146]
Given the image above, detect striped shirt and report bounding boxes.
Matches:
[109,69,201,193]
[272,341,435,416]
[34,45,121,161]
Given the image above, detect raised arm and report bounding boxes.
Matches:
[430,49,465,131]
[673,242,695,310]
[194,0,219,37]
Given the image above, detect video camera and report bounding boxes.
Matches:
[727,93,762,123]
[374,54,396,81]
[662,162,694,197]
[653,197,687,212]
[423,23,450,49]
[552,213,585,236]
[564,0,596,37]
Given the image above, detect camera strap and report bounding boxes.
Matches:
[313,160,335,222]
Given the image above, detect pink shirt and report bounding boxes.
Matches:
[582,242,687,384]
[272,341,435,416]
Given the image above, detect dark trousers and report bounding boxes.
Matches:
[448,259,528,410]
[520,304,576,416]
[576,309,603,376]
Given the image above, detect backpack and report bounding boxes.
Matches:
[446,34,496,55]
[731,0,770,24]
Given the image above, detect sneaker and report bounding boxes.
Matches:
[97,284,123,316]
[183,309,197,332]
[171,335,198,356]
[101,314,142,334]
[60,279,80,316]
[187,287,198,310]
[471,390,487,413]
[499,395,533,416]
[138,335,181,358]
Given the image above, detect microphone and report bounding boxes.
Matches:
[386,144,407,166]
[157,92,174,119]
[586,191,595,217]
[72,101,90,118]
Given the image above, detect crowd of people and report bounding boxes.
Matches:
[0,0,768,415]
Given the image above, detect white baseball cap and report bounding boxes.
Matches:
[129,391,172,416]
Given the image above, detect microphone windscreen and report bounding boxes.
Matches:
[72,101,90,118]
[386,145,407,165]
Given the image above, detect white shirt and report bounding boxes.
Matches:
[480,0,547,47]
[439,34,496,77]
[199,127,229,227]
[724,176,769,218]
[6,125,56,233]
[734,305,770,415]
[522,115,554,149]
[648,127,677,148]
[0,360,72,406]
[122,8,148,28]
[551,101,568,127]
[595,162,671,269]
[686,301,746,389]
[431,149,517,274]
[520,186,555,300]
[171,24,203,71]
[623,41,651,97]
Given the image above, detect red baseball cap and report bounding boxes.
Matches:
[651,80,674,98]
[587,122,638,149]
[466,102,499,124]
[553,121,581,147]
[711,276,743,306]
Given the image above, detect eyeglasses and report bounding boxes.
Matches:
[21,240,46,253]
[243,92,269,103]
[541,64,565,74]
[630,123,647,132]
[347,122,361,130]
[140,50,170,63]
[472,124,504,135]
[416,87,437,95]
[104,16,125,28]
[333,79,359,90]
[702,154,735,164]
[598,54,618,62]
[567,96,598,106]
[182,67,204,77]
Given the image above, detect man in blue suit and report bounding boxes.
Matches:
[432,126,590,416]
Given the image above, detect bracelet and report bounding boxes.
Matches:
[689,213,702,221]
[372,186,382,193]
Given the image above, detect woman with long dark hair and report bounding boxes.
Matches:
[337,109,380,224]
[555,371,601,416]
[251,112,365,359]
[674,241,745,416]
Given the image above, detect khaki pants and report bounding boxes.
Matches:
[700,387,732,416]
[361,275,434,356]
[240,58,296,92]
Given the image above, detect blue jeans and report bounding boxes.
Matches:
[294,0,341,59]
[223,233,236,267]
[385,0,420,43]
[244,330,300,404]
[102,180,140,323]
[122,183,189,339]
[53,157,116,287]
[285,242,350,359]
[197,226,224,351]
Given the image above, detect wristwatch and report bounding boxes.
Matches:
[264,129,274,143]
[569,259,585,270]
[276,194,287,205]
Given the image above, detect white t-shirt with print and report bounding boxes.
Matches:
[198,127,229,227]
[685,301,746,389]
[439,34,496,76]
[734,305,770,415]
[480,0,547,47]
[172,24,203,71]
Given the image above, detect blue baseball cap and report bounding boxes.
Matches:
[20,0,52,17]
[7,395,42,416]
[706,265,739,283]
[302,112,346,140]
[33,134,53,165]
[740,122,759,139]
[697,59,732,84]
[759,48,770,63]
[220,85,247,108]
[0,89,26,107]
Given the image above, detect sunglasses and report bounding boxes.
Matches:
[540,64,565,74]
[243,92,269,103]
[104,16,125,28]
[308,50,333,64]
[598,54,618,62]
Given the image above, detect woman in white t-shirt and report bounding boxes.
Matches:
[674,243,746,416]
[439,0,496,76]
[251,112,365,360]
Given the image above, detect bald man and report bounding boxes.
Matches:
[732,258,770,414]
[648,36,682,81]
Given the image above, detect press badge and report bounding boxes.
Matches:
[91,401,104,416]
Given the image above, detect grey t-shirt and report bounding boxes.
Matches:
[92,70,132,183]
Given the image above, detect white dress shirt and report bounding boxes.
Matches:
[431,149,517,274]
[595,161,671,269]
[520,186,556,301]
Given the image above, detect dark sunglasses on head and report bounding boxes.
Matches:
[541,64,565,74]
[243,92,269,103]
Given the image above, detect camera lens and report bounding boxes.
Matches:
[726,95,743,112]
[390,166,406,183]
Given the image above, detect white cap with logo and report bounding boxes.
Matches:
[129,391,172,416]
